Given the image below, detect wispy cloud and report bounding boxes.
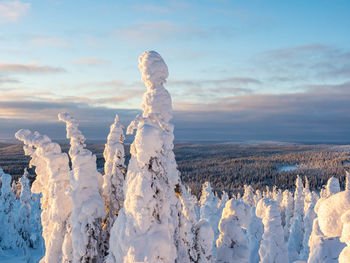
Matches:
[0,76,19,84]
[0,62,65,74]
[254,44,350,80]
[0,1,30,24]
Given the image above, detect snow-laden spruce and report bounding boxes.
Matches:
[216,199,250,263]
[288,175,305,262]
[256,198,288,263]
[58,112,106,263]
[107,51,183,263]
[247,207,263,263]
[0,170,18,250]
[15,129,72,263]
[200,181,220,256]
[102,114,126,255]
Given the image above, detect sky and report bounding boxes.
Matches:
[0,0,350,143]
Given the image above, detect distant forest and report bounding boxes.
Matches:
[1,142,350,197]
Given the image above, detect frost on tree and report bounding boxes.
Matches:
[288,175,305,262]
[339,210,350,263]
[242,185,255,207]
[281,189,293,241]
[58,113,106,263]
[300,178,318,261]
[15,129,72,263]
[247,207,263,263]
[107,51,182,263]
[308,190,350,263]
[216,199,250,263]
[102,114,126,255]
[256,198,288,263]
[0,170,18,250]
[178,185,214,263]
[200,181,220,256]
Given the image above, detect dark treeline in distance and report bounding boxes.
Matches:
[1,142,349,197]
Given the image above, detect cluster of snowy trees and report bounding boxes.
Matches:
[1,50,350,263]
[0,168,42,259]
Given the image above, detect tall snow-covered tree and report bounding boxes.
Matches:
[102,114,126,255]
[256,198,288,263]
[107,51,183,263]
[216,199,250,263]
[288,175,305,262]
[58,113,106,263]
[15,129,72,263]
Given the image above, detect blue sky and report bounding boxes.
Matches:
[1,0,350,142]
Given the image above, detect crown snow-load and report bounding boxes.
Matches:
[2,50,350,263]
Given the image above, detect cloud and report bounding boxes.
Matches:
[29,36,70,48]
[2,81,350,142]
[0,62,65,74]
[0,1,30,23]
[0,76,19,84]
[72,57,109,66]
[254,44,350,80]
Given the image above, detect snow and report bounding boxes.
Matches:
[216,198,250,263]
[58,113,105,263]
[15,129,71,263]
[108,50,182,263]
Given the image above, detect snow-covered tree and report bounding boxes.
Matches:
[216,199,250,263]
[256,198,288,263]
[102,114,126,255]
[243,185,255,207]
[339,210,350,263]
[15,129,72,263]
[345,171,350,191]
[326,176,340,197]
[254,190,262,206]
[200,182,220,256]
[58,113,106,263]
[281,189,293,241]
[17,169,32,248]
[288,175,305,262]
[307,190,350,263]
[107,51,183,263]
[0,170,18,250]
[195,219,214,263]
[247,207,263,263]
[300,189,317,261]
